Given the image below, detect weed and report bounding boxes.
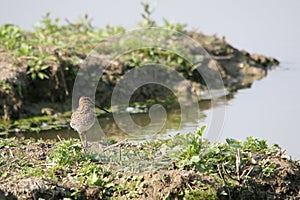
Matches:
[26,58,50,80]
[0,129,296,199]
[0,137,18,148]
[184,185,218,200]
[139,2,157,28]
[0,24,26,51]
[259,159,277,177]
[48,139,88,165]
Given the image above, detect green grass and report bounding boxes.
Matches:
[0,126,293,199]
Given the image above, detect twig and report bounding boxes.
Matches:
[103,139,128,152]
[239,166,254,186]
[245,166,254,178]
[17,56,38,60]
[0,158,18,168]
[53,51,69,96]
[222,164,239,182]
[217,164,226,183]
[0,152,6,159]
[236,149,240,181]
[186,182,193,191]
[39,163,56,167]
[56,135,63,142]
[118,145,121,162]
[9,149,14,158]
[212,55,234,60]
[59,64,69,96]
[240,165,254,178]
[218,165,233,200]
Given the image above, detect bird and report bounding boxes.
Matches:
[70,96,110,151]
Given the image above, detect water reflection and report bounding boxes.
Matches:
[8,100,215,141]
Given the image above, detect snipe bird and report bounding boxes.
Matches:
[70,96,109,150]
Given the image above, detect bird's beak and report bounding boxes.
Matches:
[94,103,110,113]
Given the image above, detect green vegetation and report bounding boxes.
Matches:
[0,112,71,135]
[0,127,299,199]
[0,11,195,130]
[0,2,279,122]
[0,4,285,198]
[0,3,187,82]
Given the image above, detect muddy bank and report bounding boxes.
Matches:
[0,133,299,199]
[0,20,279,121]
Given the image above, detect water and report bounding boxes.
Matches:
[220,63,300,158]
[10,100,212,141]
[1,1,300,158]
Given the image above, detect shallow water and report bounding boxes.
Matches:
[9,62,299,158]
[219,63,300,159]
[9,100,213,141]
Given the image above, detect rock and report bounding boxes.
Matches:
[241,49,250,56]
[241,65,266,77]
[41,107,61,117]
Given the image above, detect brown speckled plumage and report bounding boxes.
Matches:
[70,97,96,134]
[70,96,96,149]
[70,96,110,150]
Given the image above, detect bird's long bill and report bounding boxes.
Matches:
[94,104,110,113]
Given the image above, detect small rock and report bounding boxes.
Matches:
[41,107,61,117]
[281,154,291,160]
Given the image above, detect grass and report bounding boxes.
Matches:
[0,127,299,199]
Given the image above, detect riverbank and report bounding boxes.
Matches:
[0,129,299,199]
[0,18,279,137]
[0,14,278,123]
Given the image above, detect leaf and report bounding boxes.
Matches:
[105,182,115,188]
[200,125,206,133]
[190,155,200,163]
[88,171,99,185]
[31,73,36,80]
[38,72,44,79]
[250,158,257,164]
[43,74,49,79]
[196,125,206,137]
[1,172,8,178]
[102,177,110,183]
[41,65,49,70]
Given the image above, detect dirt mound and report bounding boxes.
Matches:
[0,53,27,120]
[0,138,299,199]
[0,23,279,120]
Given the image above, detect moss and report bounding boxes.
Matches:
[184,186,218,200]
[0,114,69,134]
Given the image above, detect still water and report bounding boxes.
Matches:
[220,63,300,158]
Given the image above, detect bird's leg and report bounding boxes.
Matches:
[78,132,87,152]
[83,131,88,151]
